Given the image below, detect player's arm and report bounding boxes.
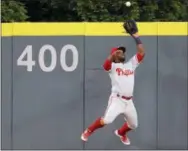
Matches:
[103,53,116,71]
[123,20,145,63]
[132,33,145,56]
[132,32,145,63]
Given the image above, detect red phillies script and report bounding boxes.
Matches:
[116,68,134,76]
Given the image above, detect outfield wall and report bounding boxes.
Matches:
[1,22,188,150]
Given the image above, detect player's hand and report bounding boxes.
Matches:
[112,50,121,57]
[123,20,138,35]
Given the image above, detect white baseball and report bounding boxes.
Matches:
[125,1,131,7]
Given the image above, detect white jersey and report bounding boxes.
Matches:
[108,54,141,97]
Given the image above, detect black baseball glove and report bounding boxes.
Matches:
[123,20,138,35]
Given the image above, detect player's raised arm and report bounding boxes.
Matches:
[132,33,145,56]
[103,52,115,71]
[123,20,145,63]
[103,48,118,71]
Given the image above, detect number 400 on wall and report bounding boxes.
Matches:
[17,44,79,72]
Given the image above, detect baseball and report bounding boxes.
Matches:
[125,1,131,7]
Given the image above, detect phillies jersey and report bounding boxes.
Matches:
[103,53,144,97]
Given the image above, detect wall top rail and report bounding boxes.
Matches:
[2,22,188,36]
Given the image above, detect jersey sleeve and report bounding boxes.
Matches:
[129,53,145,70]
[103,59,115,72]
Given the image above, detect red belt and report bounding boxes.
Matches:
[117,94,133,100]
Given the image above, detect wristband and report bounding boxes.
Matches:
[133,36,142,45]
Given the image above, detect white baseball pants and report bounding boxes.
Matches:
[102,93,138,129]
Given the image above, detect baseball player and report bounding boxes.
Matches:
[81,20,145,145]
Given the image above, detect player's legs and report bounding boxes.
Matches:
[123,100,138,130]
[81,95,124,141]
[115,99,138,145]
[118,100,138,134]
[102,95,125,124]
[84,96,117,133]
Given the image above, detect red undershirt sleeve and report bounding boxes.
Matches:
[103,59,112,71]
[136,53,145,63]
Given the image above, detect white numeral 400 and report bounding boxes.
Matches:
[17,44,79,72]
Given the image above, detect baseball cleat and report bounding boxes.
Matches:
[81,129,92,142]
[114,130,131,145]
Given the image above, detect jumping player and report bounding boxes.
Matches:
[81,21,145,145]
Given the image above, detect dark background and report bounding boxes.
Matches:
[2,0,188,22]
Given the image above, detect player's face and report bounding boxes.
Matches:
[115,50,125,63]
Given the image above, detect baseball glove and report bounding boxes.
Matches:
[123,20,138,35]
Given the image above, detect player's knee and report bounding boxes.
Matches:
[102,117,114,125]
[129,122,138,129]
